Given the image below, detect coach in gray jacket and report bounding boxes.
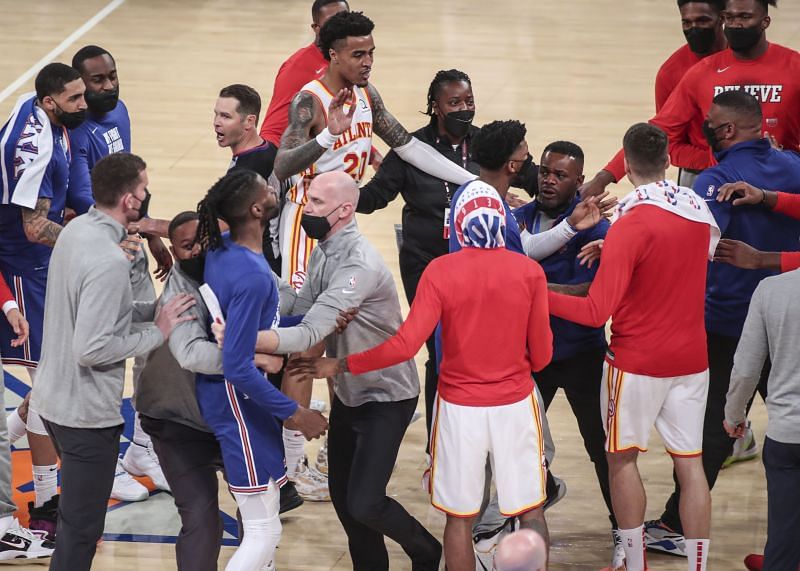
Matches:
[724,269,800,571]
[30,153,193,571]
[253,171,441,570]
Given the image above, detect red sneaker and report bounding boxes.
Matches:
[744,553,763,571]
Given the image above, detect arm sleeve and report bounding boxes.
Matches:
[652,73,712,171]
[527,267,553,372]
[547,220,639,327]
[356,151,405,214]
[394,137,476,185]
[602,149,626,184]
[725,285,769,427]
[73,258,164,367]
[520,220,578,260]
[781,252,800,273]
[66,131,95,214]
[222,276,298,419]
[347,267,442,375]
[275,258,379,353]
[164,287,223,376]
[0,274,17,314]
[774,192,800,220]
[694,172,731,234]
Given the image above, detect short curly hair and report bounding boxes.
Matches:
[472,120,527,171]
[318,11,374,61]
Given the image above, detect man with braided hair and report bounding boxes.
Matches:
[194,169,327,571]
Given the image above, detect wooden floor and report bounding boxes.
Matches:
[3,0,799,568]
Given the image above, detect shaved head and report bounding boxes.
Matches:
[303,171,359,239]
[312,171,359,203]
[494,530,547,571]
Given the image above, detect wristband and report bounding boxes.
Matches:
[315,128,338,149]
[2,300,19,316]
[760,188,767,204]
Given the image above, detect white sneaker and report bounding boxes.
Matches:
[122,442,170,491]
[315,438,328,475]
[610,529,626,569]
[110,458,149,502]
[0,519,55,560]
[291,457,330,502]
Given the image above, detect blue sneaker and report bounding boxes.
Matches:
[644,520,686,557]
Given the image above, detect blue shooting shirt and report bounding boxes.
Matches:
[695,139,800,338]
[513,197,608,361]
[67,100,132,214]
[448,182,524,254]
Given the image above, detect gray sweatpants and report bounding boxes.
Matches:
[0,363,19,519]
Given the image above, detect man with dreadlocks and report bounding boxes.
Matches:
[194,169,327,571]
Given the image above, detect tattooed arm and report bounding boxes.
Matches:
[366,84,475,185]
[21,198,62,247]
[273,92,326,180]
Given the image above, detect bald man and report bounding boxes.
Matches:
[495,530,547,571]
[253,171,441,569]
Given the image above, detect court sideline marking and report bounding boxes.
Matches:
[0,0,126,105]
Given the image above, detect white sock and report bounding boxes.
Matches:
[0,515,14,536]
[227,487,281,571]
[686,538,710,571]
[282,427,305,478]
[131,413,150,447]
[618,526,646,571]
[33,464,58,508]
[6,409,27,443]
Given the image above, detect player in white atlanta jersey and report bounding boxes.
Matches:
[279,77,373,289]
[274,10,476,291]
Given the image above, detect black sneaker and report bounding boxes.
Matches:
[28,494,58,541]
[279,480,304,514]
[0,519,55,561]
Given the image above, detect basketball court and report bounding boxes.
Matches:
[2,0,798,568]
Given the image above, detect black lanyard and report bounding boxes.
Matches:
[438,139,469,206]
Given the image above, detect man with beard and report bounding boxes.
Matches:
[656,1,727,187]
[580,0,797,197]
[0,62,86,539]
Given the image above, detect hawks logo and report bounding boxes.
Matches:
[291,270,307,290]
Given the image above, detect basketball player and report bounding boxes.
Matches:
[657,0,726,187]
[0,62,86,539]
[646,90,800,558]
[0,277,55,560]
[580,0,796,198]
[549,124,718,571]
[260,0,350,149]
[288,180,554,570]
[194,169,328,571]
[273,10,476,290]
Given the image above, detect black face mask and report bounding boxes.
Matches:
[300,204,343,240]
[442,109,475,139]
[54,103,86,130]
[178,254,205,283]
[134,188,151,221]
[724,24,763,53]
[684,27,717,55]
[511,153,534,187]
[85,88,119,114]
[702,120,730,153]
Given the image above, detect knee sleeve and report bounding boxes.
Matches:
[225,486,282,571]
[26,408,48,436]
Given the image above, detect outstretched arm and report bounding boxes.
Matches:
[366,84,475,185]
[273,92,326,180]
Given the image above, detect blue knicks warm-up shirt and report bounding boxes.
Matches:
[197,234,298,479]
[0,96,71,275]
[67,101,132,214]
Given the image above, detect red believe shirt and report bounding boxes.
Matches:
[347,248,553,407]
[548,206,710,377]
[775,192,800,272]
[605,43,800,180]
[259,43,328,147]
